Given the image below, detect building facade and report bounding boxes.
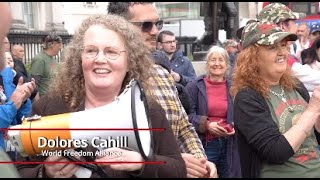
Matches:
[8,2,260,35]
[7,2,260,63]
[9,2,67,33]
[8,2,110,34]
[238,2,262,27]
[62,2,109,34]
[156,2,204,39]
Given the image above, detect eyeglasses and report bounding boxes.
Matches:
[82,46,126,60]
[131,20,164,32]
[207,58,226,64]
[161,40,178,45]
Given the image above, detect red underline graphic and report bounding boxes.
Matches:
[0,161,166,164]
[1,128,165,131]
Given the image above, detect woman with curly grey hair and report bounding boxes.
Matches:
[16,14,186,178]
[51,14,154,110]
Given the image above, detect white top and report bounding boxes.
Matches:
[291,62,320,92]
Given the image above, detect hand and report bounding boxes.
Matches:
[307,86,320,114]
[207,120,235,137]
[10,77,36,109]
[204,161,218,178]
[316,116,320,133]
[95,147,143,171]
[181,153,208,178]
[44,155,80,178]
[171,71,181,82]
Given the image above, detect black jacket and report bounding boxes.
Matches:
[13,58,38,100]
[175,82,192,114]
[13,58,28,79]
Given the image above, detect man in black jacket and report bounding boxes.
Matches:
[11,44,39,102]
[12,45,27,78]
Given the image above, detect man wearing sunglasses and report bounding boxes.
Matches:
[108,2,218,178]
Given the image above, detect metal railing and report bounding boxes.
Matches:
[7,30,72,65]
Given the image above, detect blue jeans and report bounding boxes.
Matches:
[204,138,229,178]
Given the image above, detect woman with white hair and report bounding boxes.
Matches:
[186,46,241,178]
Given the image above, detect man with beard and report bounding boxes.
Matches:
[108,2,218,178]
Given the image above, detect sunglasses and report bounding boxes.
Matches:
[131,20,164,32]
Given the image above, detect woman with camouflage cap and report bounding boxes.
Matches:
[257,2,320,93]
[230,21,320,178]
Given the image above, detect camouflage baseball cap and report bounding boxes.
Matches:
[236,19,258,40]
[257,3,306,24]
[241,21,298,49]
[223,39,237,48]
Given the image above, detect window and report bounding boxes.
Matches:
[23,2,34,29]
[156,2,200,19]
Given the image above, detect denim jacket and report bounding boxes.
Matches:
[0,67,31,149]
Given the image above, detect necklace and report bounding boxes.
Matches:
[269,86,294,112]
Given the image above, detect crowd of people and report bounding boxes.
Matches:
[0,2,319,178]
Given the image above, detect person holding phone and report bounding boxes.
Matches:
[186,46,241,178]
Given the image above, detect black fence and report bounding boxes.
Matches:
[8,30,198,64]
[7,30,72,65]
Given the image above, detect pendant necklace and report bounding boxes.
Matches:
[269,86,294,112]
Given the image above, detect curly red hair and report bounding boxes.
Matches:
[230,45,298,99]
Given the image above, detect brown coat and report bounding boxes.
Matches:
[16,93,187,178]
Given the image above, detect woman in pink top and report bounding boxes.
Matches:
[186,46,241,178]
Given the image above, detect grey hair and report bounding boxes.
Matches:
[205,45,231,78]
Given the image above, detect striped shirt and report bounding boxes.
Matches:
[149,64,206,158]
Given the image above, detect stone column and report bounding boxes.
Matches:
[9,2,28,30]
[248,2,257,19]
[45,2,67,33]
